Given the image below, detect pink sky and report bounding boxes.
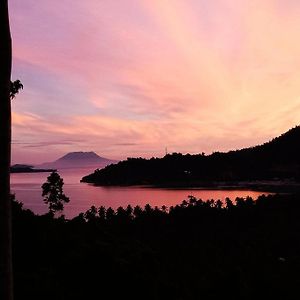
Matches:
[10,0,300,164]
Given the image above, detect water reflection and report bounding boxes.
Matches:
[11,168,270,218]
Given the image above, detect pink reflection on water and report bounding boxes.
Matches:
[11,168,270,219]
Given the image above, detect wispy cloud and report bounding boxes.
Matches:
[10,0,300,163]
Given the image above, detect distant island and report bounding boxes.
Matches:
[35,151,118,170]
[11,152,118,173]
[81,126,300,190]
[10,164,55,173]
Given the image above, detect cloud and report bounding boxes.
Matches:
[113,143,138,146]
[12,139,85,148]
[10,0,300,163]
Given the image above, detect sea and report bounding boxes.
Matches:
[11,167,270,219]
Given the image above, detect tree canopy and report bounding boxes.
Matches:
[42,171,69,215]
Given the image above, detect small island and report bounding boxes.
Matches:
[10,164,56,173]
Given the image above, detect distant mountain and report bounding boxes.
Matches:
[81,126,300,186]
[37,151,118,169]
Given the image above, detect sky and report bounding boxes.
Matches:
[10,0,300,164]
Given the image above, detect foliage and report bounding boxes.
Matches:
[11,193,300,299]
[10,80,23,100]
[41,171,69,215]
[82,126,300,186]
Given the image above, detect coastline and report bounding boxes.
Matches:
[89,179,300,193]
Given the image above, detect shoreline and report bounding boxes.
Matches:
[88,180,300,193]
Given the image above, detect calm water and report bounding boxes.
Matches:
[11,167,269,218]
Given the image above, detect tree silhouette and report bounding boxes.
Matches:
[133,205,143,218]
[106,207,115,221]
[98,206,106,221]
[125,204,133,219]
[0,2,13,299]
[84,205,97,222]
[10,80,23,100]
[82,126,300,187]
[42,171,70,215]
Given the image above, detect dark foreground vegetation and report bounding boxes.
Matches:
[82,126,300,186]
[12,193,300,299]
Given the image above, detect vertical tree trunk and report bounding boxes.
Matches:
[0,0,13,299]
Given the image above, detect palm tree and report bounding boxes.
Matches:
[0,1,13,299]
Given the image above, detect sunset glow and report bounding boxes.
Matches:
[10,0,300,163]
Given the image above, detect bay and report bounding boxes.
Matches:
[11,167,269,218]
